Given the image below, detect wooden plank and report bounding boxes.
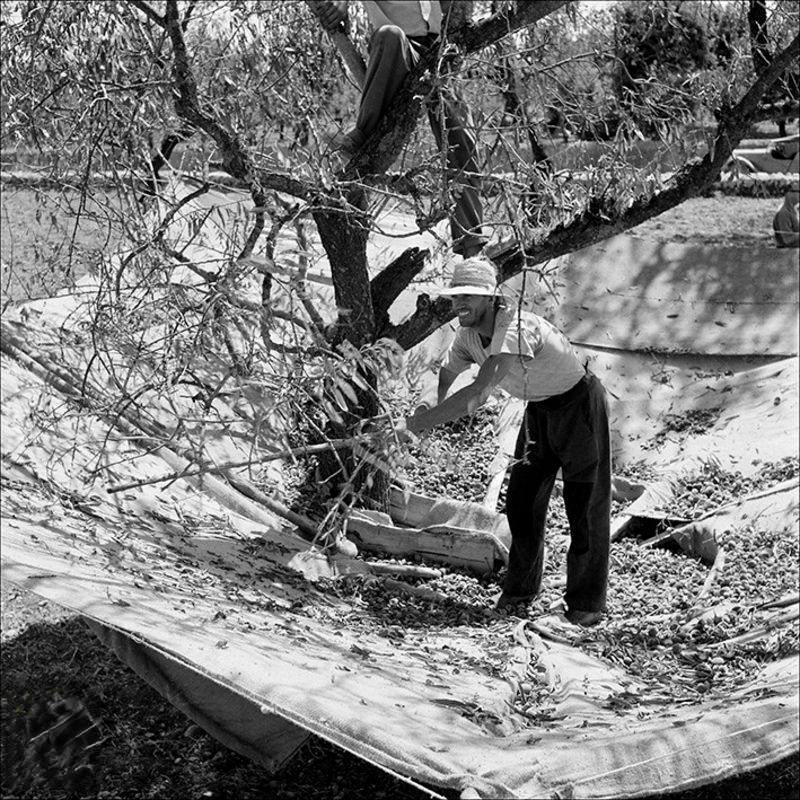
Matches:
[346,514,501,573]
[389,486,507,537]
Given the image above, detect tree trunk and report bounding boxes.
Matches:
[312,189,390,512]
[314,188,373,344]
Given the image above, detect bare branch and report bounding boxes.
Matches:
[114,181,211,298]
[454,1,571,52]
[107,435,378,493]
[370,247,429,333]
[162,0,315,204]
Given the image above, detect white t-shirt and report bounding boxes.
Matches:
[442,306,586,402]
[363,1,442,37]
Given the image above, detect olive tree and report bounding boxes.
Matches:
[1,0,797,542]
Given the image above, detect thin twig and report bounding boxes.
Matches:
[709,604,800,649]
[105,435,379,494]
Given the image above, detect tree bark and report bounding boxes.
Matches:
[312,189,374,346]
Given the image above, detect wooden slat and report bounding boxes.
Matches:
[346,513,502,573]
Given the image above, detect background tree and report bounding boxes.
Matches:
[1,0,798,544]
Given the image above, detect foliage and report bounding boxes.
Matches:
[1,0,798,522]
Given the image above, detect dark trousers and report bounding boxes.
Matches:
[503,373,612,613]
[353,25,485,256]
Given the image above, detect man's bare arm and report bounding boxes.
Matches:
[412,365,459,414]
[406,354,525,433]
[315,0,348,31]
[437,366,460,405]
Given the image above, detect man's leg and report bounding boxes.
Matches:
[344,26,419,151]
[503,405,558,599]
[562,477,611,614]
[427,89,486,256]
[560,376,612,619]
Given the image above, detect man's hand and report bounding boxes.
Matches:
[359,413,418,445]
[315,0,348,31]
[392,416,418,444]
[405,408,428,437]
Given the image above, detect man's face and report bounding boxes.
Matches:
[451,294,492,328]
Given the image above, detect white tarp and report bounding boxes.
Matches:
[2,308,798,799]
[504,235,799,356]
[2,184,798,797]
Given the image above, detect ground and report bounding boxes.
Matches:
[626,193,778,247]
[1,190,798,798]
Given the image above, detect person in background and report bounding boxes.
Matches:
[770,134,799,248]
[315,0,485,257]
[773,189,799,248]
[404,258,612,626]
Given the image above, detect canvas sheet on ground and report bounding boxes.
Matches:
[2,305,799,796]
[503,234,799,357]
[2,184,799,797]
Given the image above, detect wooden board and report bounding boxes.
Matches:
[345,511,503,573]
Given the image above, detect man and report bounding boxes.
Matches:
[770,135,799,248]
[405,258,612,626]
[773,189,799,248]
[315,0,485,257]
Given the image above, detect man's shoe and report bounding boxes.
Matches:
[494,591,535,611]
[564,609,604,627]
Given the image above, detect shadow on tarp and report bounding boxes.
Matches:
[3,337,798,799]
[2,217,799,798]
[0,616,441,800]
[505,234,798,358]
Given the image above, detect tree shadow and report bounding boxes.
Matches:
[1,611,443,800]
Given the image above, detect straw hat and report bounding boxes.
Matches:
[438,258,498,297]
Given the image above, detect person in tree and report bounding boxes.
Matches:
[404,258,612,626]
[315,0,485,257]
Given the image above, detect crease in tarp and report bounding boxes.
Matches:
[83,621,452,799]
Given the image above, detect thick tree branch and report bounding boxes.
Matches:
[452,0,571,51]
[130,0,165,28]
[369,246,429,335]
[387,31,800,350]
[162,1,315,203]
